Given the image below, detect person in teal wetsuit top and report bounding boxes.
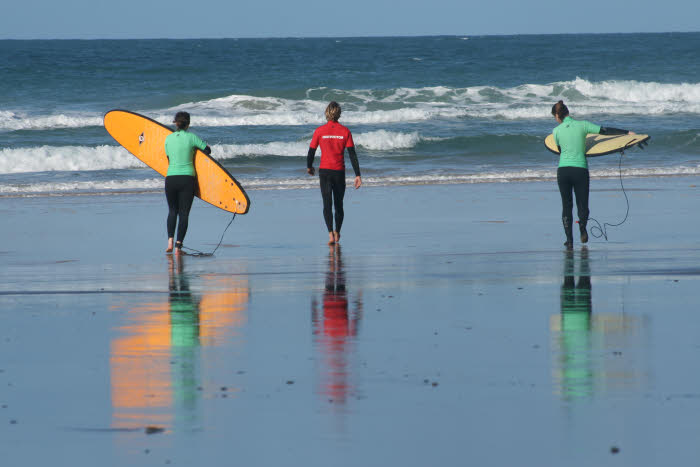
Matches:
[551,101,635,249]
[164,111,211,254]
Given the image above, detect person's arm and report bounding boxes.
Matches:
[587,119,634,136]
[599,127,632,135]
[345,131,361,188]
[192,133,211,155]
[347,146,362,189]
[307,147,316,175]
[307,129,320,175]
[347,146,361,177]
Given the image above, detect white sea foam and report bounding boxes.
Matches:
[0,111,103,131]
[153,105,455,126]
[0,130,427,174]
[5,78,700,132]
[4,166,700,197]
[129,78,700,127]
[354,130,425,150]
[210,130,429,158]
[0,178,162,195]
[0,145,143,174]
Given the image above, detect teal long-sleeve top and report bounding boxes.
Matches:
[164,130,208,177]
[553,116,601,169]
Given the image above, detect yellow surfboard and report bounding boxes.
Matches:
[544,133,650,157]
[104,109,250,214]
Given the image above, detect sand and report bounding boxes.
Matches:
[2,177,700,466]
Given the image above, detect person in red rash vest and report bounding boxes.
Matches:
[307,101,362,244]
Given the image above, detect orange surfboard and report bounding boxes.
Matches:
[104,109,250,214]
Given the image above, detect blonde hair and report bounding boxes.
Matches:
[325,101,341,122]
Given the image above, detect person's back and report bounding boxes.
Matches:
[165,130,206,177]
[314,120,353,171]
[553,116,600,169]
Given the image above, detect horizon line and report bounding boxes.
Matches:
[1,30,699,41]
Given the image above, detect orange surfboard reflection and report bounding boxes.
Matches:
[110,255,249,429]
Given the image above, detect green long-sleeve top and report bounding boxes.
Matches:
[553,116,601,169]
[164,130,208,177]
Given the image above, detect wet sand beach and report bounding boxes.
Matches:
[2,177,700,466]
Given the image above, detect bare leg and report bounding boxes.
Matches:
[328,232,335,245]
[175,241,183,255]
[166,237,174,253]
[333,231,340,243]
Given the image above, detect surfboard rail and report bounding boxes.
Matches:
[104,109,250,214]
[544,133,650,157]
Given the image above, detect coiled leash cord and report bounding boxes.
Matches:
[587,150,629,241]
[181,213,236,257]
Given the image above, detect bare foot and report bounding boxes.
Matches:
[328,232,335,245]
[175,241,183,255]
[166,238,174,253]
[333,231,340,243]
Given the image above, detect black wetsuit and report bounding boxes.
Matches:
[319,169,347,233]
[307,146,360,233]
[557,167,590,223]
[165,175,196,243]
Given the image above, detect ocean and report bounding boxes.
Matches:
[1,33,699,197]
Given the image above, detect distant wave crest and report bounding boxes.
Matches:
[0,145,142,173]
[4,78,700,132]
[0,130,427,174]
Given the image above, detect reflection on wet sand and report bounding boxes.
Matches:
[312,245,363,408]
[110,255,249,429]
[551,249,648,400]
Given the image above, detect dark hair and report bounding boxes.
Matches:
[551,100,569,120]
[325,101,341,122]
[174,111,190,130]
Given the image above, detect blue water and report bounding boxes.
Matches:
[1,33,699,196]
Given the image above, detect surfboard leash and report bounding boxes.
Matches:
[587,148,631,241]
[181,212,237,257]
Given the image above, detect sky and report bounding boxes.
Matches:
[1,0,698,39]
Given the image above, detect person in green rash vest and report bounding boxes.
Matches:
[551,101,635,249]
[164,111,211,254]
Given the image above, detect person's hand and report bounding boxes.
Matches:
[628,131,636,135]
[307,167,315,176]
[354,176,362,189]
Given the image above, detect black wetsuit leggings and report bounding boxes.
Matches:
[557,167,589,223]
[165,175,195,243]
[319,169,346,232]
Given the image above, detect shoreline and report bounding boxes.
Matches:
[0,171,695,199]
